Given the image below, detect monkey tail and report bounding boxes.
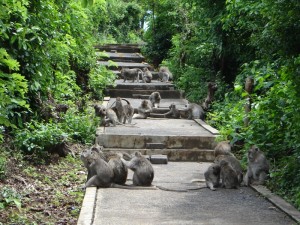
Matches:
[121,98,131,105]
[111,184,157,190]
[154,184,207,192]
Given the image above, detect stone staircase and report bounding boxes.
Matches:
[95,44,218,162]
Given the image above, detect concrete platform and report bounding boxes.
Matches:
[96,119,217,150]
[113,79,175,90]
[97,61,152,70]
[107,98,188,109]
[106,89,183,98]
[78,162,297,225]
[96,52,145,63]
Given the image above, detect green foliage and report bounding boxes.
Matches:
[15,121,69,154]
[0,153,7,181]
[15,106,99,155]
[0,187,22,211]
[88,65,116,99]
[0,48,28,133]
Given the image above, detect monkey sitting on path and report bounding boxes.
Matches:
[121,68,142,83]
[244,145,269,186]
[142,67,153,83]
[220,160,239,189]
[149,91,161,108]
[215,155,243,185]
[90,144,128,185]
[133,100,152,119]
[94,104,121,127]
[204,163,221,191]
[121,151,154,186]
[114,97,134,124]
[214,141,234,158]
[179,103,205,120]
[158,66,173,82]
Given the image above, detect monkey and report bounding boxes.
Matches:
[179,103,205,120]
[90,144,128,185]
[133,100,152,119]
[220,160,239,189]
[81,147,157,189]
[204,163,221,191]
[149,92,161,108]
[55,104,69,114]
[80,146,114,188]
[121,67,142,83]
[163,103,181,118]
[214,155,243,185]
[142,67,152,83]
[158,66,173,82]
[94,104,121,127]
[214,141,234,158]
[202,82,218,111]
[149,103,181,119]
[244,145,269,186]
[114,97,134,124]
[121,151,154,186]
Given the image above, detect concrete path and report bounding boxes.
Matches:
[79,162,297,225]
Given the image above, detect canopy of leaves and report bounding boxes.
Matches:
[142,0,300,209]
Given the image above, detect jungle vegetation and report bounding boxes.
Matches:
[0,0,299,223]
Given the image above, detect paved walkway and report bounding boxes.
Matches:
[81,162,297,225]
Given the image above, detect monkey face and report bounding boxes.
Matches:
[248,145,260,162]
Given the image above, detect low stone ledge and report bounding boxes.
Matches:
[251,185,300,223]
[77,187,97,225]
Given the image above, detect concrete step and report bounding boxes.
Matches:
[113,79,175,90]
[94,44,142,53]
[97,52,145,63]
[106,98,188,110]
[112,71,161,80]
[95,119,217,150]
[101,148,215,162]
[105,89,183,98]
[97,61,152,70]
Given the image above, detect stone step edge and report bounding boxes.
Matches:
[100,148,215,162]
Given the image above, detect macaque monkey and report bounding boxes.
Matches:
[204,163,221,191]
[114,97,134,124]
[179,103,205,120]
[134,100,152,119]
[215,155,243,185]
[121,68,142,83]
[94,104,121,127]
[220,160,239,189]
[121,151,154,186]
[244,145,269,186]
[158,66,173,82]
[142,67,152,83]
[149,92,161,108]
[214,141,234,158]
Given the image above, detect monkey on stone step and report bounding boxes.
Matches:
[121,68,142,83]
[214,141,234,158]
[158,66,173,82]
[179,103,205,120]
[114,97,134,124]
[94,104,121,127]
[244,145,269,186]
[142,67,152,83]
[149,91,161,108]
[133,100,152,119]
